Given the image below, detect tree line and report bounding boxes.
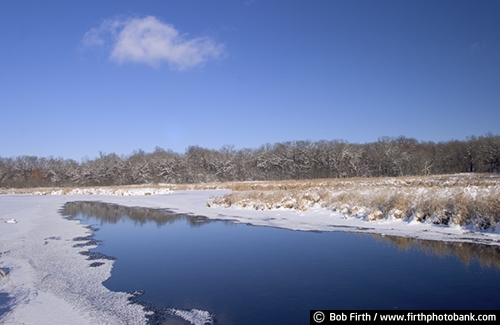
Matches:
[1,134,499,188]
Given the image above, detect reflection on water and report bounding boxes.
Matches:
[60,201,500,323]
[60,201,219,227]
[61,201,500,270]
[371,234,500,270]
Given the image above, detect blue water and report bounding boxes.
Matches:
[62,202,500,324]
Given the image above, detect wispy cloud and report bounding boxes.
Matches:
[82,16,225,70]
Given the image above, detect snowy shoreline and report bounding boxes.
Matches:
[1,190,500,324]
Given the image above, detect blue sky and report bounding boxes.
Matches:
[1,0,499,160]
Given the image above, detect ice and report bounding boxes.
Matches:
[167,308,215,325]
[0,195,149,325]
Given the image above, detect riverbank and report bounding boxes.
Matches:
[0,195,149,325]
[1,185,500,324]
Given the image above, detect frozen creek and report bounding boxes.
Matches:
[1,190,500,324]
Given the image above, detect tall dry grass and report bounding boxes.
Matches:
[211,174,500,230]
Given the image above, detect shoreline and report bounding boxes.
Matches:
[1,190,500,324]
[0,195,149,325]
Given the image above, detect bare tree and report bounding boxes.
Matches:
[1,133,499,188]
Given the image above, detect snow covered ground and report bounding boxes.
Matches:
[1,189,500,324]
[8,187,174,196]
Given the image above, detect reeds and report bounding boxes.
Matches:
[211,174,500,230]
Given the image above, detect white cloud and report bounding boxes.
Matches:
[82,16,225,70]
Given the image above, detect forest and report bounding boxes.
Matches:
[1,134,499,188]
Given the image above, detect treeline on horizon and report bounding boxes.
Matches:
[1,134,499,188]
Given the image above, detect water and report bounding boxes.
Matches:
[61,201,500,324]
[0,292,12,320]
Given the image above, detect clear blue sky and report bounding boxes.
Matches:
[1,0,499,160]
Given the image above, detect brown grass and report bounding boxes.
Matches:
[210,174,500,230]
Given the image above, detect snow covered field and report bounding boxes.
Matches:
[1,177,500,324]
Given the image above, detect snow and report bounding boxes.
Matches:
[0,195,149,325]
[1,189,500,324]
[32,187,174,196]
[167,308,215,325]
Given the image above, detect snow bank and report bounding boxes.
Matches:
[0,195,149,325]
[32,187,173,196]
[211,182,500,231]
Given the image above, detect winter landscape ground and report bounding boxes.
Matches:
[4,173,499,233]
[1,173,500,324]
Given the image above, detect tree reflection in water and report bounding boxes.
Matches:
[60,201,221,227]
[371,233,500,270]
[60,201,500,270]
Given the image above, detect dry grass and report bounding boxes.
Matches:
[211,174,500,230]
[0,182,227,195]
